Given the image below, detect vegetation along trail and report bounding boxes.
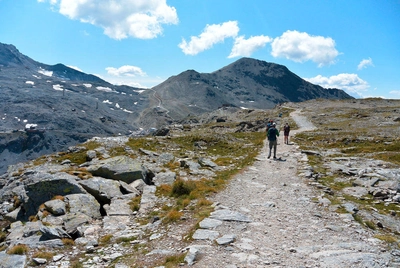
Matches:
[188,110,396,267]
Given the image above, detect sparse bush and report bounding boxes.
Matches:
[7,244,29,255]
[171,179,194,197]
[62,238,74,246]
[99,234,113,245]
[129,196,141,212]
[374,234,398,243]
[52,195,65,201]
[32,251,54,261]
[163,209,183,223]
[163,253,186,267]
[197,198,213,207]
[0,231,7,242]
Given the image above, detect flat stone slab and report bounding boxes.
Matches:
[199,218,223,229]
[210,209,252,222]
[192,229,219,240]
[216,234,236,245]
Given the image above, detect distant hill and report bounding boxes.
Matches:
[138,58,352,124]
[0,42,352,175]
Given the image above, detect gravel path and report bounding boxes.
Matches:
[188,110,396,268]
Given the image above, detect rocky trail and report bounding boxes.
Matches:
[185,110,398,268]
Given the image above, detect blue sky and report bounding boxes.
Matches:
[1,0,399,99]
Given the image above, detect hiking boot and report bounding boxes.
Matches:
[268,155,271,159]
[273,156,277,159]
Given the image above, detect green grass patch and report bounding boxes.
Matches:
[374,234,398,244]
[129,196,141,212]
[7,244,29,255]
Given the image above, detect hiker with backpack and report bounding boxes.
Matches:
[283,123,290,144]
[267,122,279,159]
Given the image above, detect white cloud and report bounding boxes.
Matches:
[106,65,147,77]
[357,57,374,70]
[179,21,239,55]
[39,0,178,40]
[389,90,400,97]
[271,30,339,67]
[228,35,272,58]
[305,73,369,96]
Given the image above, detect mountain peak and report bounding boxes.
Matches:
[0,43,38,68]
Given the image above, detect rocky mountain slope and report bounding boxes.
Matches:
[0,42,352,176]
[1,99,400,267]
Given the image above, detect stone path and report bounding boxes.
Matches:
[186,110,398,267]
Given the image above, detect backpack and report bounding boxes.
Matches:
[267,127,278,141]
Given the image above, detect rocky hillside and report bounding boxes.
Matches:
[0,42,352,176]
[1,99,400,267]
[0,106,273,267]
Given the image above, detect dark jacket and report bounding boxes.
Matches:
[267,127,279,141]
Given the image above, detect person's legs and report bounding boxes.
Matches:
[268,141,272,158]
[273,140,277,158]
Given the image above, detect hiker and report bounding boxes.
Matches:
[266,119,274,132]
[267,122,279,159]
[283,123,290,144]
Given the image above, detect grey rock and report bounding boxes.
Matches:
[32,258,47,265]
[342,202,359,214]
[119,180,141,196]
[87,155,146,184]
[0,251,27,268]
[157,153,175,165]
[65,193,101,219]
[130,178,146,194]
[86,150,97,161]
[185,247,200,266]
[152,171,176,186]
[216,234,236,245]
[192,229,219,240]
[210,209,252,222]
[198,157,218,169]
[139,148,159,157]
[139,185,157,213]
[103,197,133,216]
[5,172,87,221]
[44,199,66,216]
[40,225,71,240]
[61,212,92,236]
[199,218,223,229]
[79,176,123,204]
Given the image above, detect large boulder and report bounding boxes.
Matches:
[10,172,87,221]
[79,177,123,204]
[65,193,101,219]
[86,155,146,184]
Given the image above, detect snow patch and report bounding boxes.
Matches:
[83,83,92,88]
[103,100,113,104]
[122,109,133,113]
[96,86,115,93]
[25,123,37,129]
[26,81,34,85]
[133,89,145,94]
[53,84,63,91]
[115,103,120,109]
[38,68,53,77]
